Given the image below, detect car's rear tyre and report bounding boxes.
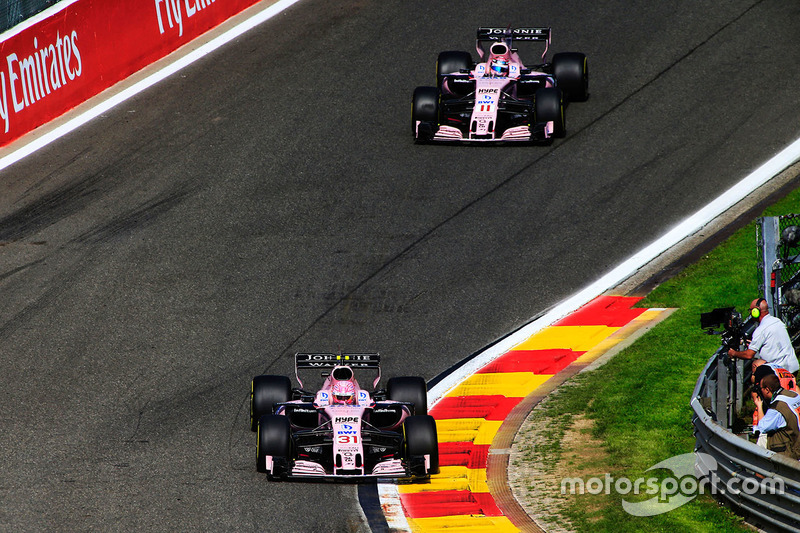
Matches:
[411,87,439,140]
[437,50,473,81]
[552,52,588,102]
[404,415,439,475]
[387,376,427,416]
[250,375,291,431]
[535,88,566,138]
[257,415,292,478]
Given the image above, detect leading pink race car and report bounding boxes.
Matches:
[412,27,588,143]
[250,353,439,480]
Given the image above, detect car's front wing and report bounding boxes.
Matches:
[262,456,434,479]
[289,458,408,478]
[415,120,553,142]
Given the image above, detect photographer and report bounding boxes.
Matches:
[753,374,800,459]
[751,362,798,427]
[728,298,799,374]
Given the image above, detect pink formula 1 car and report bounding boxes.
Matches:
[250,353,439,480]
[412,27,588,143]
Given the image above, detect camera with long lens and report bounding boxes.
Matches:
[700,307,759,355]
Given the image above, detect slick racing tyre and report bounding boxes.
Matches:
[387,376,428,416]
[256,415,292,478]
[404,415,439,475]
[535,88,566,138]
[552,52,588,102]
[437,50,473,83]
[250,375,291,431]
[411,87,439,140]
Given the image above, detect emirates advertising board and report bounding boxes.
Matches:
[0,0,262,147]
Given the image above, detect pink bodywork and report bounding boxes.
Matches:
[266,365,431,478]
[420,27,557,142]
[435,62,554,141]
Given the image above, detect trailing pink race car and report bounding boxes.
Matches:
[412,27,588,143]
[250,353,439,480]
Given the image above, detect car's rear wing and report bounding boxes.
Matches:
[476,27,551,61]
[477,27,550,42]
[295,352,382,389]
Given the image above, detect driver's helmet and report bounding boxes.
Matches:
[331,380,356,404]
[490,57,509,77]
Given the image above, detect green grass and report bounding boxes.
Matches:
[524,184,800,532]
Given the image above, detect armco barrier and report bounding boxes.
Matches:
[0,0,268,148]
[691,349,800,531]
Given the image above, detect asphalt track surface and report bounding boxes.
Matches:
[1,0,799,531]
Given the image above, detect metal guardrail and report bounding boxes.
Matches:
[0,0,61,34]
[690,214,800,530]
[691,350,800,531]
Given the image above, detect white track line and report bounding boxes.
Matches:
[0,0,304,174]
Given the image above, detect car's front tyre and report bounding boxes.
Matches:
[257,415,292,479]
[412,86,439,141]
[535,88,566,138]
[403,415,439,476]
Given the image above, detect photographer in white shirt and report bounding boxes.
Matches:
[728,297,799,374]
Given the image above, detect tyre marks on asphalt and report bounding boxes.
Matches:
[379,295,674,532]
